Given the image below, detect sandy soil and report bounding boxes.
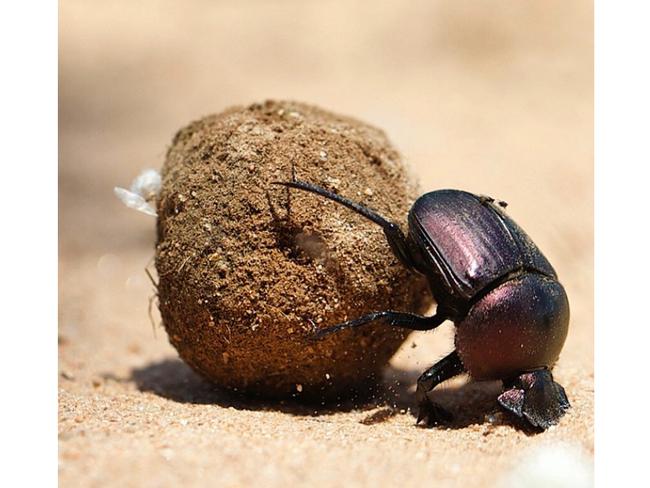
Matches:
[59,1,593,486]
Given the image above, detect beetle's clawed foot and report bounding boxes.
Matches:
[311,314,382,341]
[498,369,570,430]
[416,400,453,427]
[311,324,345,341]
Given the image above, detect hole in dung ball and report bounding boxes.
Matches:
[294,232,327,261]
[272,224,328,264]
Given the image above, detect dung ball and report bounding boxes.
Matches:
[155,100,430,398]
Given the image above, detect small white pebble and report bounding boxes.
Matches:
[499,443,593,488]
[364,187,374,196]
[326,177,341,189]
[319,150,328,161]
[296,384,303,393]
[325,373,331,380]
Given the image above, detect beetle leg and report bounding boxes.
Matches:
[272,179,419,270]
[313,311,446,339]
[416,350,465,427]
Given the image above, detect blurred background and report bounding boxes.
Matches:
[59,1,593,486]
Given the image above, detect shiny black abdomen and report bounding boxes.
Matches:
[407,190,556,315]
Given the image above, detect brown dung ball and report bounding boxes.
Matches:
[155,100,430,398]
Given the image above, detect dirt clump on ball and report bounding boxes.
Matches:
[155,100,430,398]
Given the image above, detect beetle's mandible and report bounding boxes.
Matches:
[272,177,570,430]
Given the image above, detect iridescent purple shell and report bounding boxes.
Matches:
[408,190,556,313]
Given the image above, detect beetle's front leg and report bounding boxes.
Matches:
[272,179,421,271]
[313,311,447,339]
[498,369,570,430]
[416,350,465,427]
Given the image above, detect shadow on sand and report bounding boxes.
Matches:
[128,357,539,433]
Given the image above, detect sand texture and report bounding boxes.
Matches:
[59,1,593,486]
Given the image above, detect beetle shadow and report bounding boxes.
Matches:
[376,367,542,434]
[128,357,541,433]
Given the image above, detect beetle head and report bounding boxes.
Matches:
[497,369,570,429]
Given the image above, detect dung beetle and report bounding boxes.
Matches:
[273,178,570,430]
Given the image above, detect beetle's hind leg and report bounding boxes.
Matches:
[498,369,570,430]
[416,350,466,427]
[272,179,419,271]
[313,310,447,339]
